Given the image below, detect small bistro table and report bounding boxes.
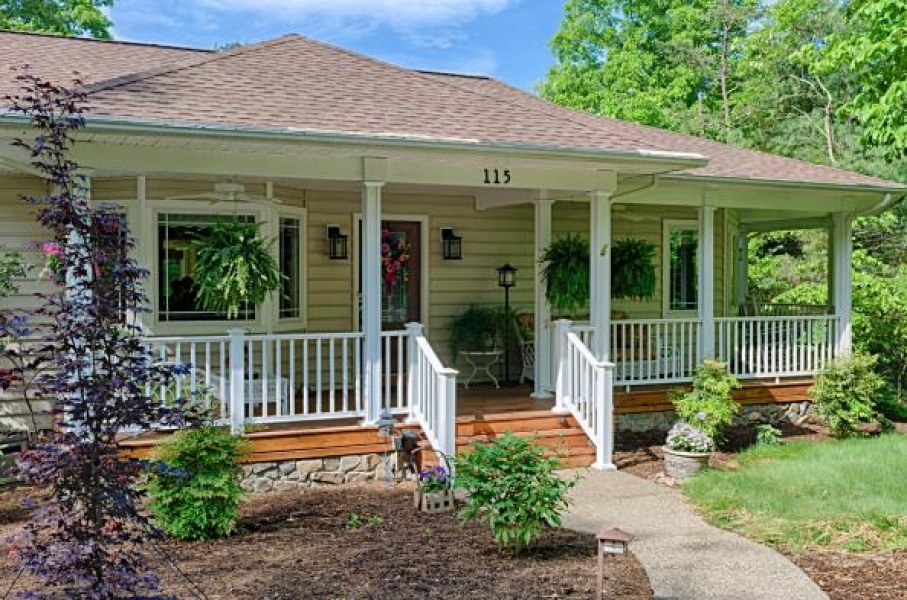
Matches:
[460,350,502,388]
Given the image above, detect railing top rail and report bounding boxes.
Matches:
[144,335,231,343]
[611,318,701,325]
[415,336,458,375]
[381,330,409,337]
[244,331,364,342]
[716,315,838,323]
[565,331,614,369]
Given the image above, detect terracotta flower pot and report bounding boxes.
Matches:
[662,446,711,481]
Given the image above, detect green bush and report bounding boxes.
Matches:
[146,426,249,540]
[671,360,741,440]
[453,433,577,554]
[755,424,782,446]
[808,352,886,438]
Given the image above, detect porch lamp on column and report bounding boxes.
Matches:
[497,263,517,385]
[597,527,635,599]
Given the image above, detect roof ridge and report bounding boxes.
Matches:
[0,28,211,53]
[82,34,302,96]
[281,38,675,153]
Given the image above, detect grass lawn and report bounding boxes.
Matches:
[684,434,907,553]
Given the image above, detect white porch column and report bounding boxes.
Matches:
[832,212,853,354]
[361,180,384,423]
[533,195,554,398]
[734,228,749,314]
[590,186,614,360]
[698,203,717,361]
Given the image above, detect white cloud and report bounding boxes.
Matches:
[196,0,516,28]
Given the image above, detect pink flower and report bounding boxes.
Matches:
[42,242,60,257]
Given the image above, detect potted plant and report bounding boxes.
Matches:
[414,464,454,513]
[663,360,741,481]
[539,235,657,315]
[449,305,502,359]
[192,218,283,319]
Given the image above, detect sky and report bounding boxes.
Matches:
[109,0,566,92]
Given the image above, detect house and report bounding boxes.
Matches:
[2,31,904,477]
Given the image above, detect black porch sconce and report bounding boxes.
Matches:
[441,227,463,260]
[325,224,348,260]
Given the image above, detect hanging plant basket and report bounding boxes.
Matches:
[539,234,589,317]
[611,238,657,300]
[192,218,283,319]
[539,235,657,311]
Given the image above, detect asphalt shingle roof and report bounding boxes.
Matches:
[2,30,903,191]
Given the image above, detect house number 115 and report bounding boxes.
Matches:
[483,168,512,185]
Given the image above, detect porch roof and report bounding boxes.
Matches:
[1,30,905,195]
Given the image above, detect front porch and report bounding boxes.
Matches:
[122,377,815,468]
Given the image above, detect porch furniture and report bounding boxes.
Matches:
[461,350,502,388]
[513,312,535,384]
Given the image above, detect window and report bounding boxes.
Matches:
[664,221,698,313]
[157,212,256,322]
[279,216,302,320]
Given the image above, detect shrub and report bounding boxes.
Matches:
[147,425,249,540]
[755,424,782,446]
[809,352,886,438]
[453,432,577,554]
[671,360,741,440]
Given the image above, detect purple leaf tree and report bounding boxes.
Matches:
[4,73,191,599]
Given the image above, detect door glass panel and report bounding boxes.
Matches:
[382,229,410,324]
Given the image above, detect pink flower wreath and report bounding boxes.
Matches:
[381,227,410,291]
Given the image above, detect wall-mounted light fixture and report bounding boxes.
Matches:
[325,224,348,260]
[441,227,463,260]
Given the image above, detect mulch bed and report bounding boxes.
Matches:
[1,484,653,599]
[612,420,907,600]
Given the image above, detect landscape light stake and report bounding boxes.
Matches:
[597,526,635,599]
[377,410,396,488]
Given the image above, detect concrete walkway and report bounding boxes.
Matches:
[562,470,828,600]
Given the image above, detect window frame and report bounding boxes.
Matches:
[274,205,307,331]
[662,219,700,318]
[150,202,266,334]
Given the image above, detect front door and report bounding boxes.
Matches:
[358,220,422,331]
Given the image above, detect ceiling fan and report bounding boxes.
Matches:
[165,182,277,206]
[612,204,660,222]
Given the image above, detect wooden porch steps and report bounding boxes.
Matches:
[418,410,596,469]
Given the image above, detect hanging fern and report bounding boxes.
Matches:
[192,219,283,319]
[539,234,590,316]
[611,238,657,300]
[539,235,657,312]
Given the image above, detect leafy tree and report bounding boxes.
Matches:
[0,0,113,38]
[541,0,759,140]
[826,0,907,160]
[6,73,191,599]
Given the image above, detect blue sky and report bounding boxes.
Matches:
[109,0,566,92]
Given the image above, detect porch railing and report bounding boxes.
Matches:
[406,323,458,460]
[715,315,839,379]
[548,313,839,391]
[143,326,459,455]
[554,321,614,470]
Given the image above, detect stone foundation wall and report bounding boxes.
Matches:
[616,401,814,434]
[240,453,393,493]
